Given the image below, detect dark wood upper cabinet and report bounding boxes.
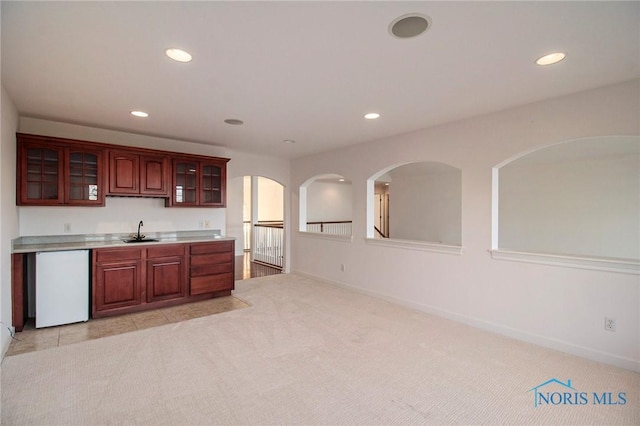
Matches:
[171,159,198,206]
[17,134,105,206]
[108,151,139,195]
[167,156,229,207]
[17,133,229,207]
[140,155,169,196]
[19,140,63,205]
[108,150,169,197]
[201,162,224,205]
[66,146,104,205]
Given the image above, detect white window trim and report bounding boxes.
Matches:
[490,249,640,275]
[365,237,463,255]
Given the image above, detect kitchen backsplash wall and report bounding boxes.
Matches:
[18,196,225,237]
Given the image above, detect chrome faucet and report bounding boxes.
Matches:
[137,220,144,240]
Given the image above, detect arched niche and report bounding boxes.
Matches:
[367,161,462,250]
[299,173,353,236]
[493,135,639,267]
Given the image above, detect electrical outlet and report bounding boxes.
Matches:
[604,317,616,332]
[340,263,345,272]
[64,223,72,233]
[204,220,211,229]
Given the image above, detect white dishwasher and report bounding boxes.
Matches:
[36,250,90,328]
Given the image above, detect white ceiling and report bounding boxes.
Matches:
[2,1,639,160]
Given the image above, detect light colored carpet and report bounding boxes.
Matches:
[1,273,638,425]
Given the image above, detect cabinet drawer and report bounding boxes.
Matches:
[190,241,233,255]
[190,252,233,266]
[190,263,232,277]
[190,273,233,295]
[95,248,142,263]
[147,244,185,259]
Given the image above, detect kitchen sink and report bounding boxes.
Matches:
[122,238,159,243]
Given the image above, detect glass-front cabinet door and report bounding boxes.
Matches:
[23,144,63,204]
[65,148,104,205]
[18,134,105,206]
[201,163,223,206]
[169,157,228,207]
[173,160,198,205]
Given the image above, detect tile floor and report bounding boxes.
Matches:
[6,296,250,357]
[6,252,279,357]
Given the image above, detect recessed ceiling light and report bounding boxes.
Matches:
[283,139,296,144]
[165,48,192,63]
[339,178,345,182]
[224,118,244,125]
[535,52,566,66]
[389,14,431,39]
[130,111,149,118]
[364,112,380,120]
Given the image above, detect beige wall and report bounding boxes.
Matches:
[291,79,640,371]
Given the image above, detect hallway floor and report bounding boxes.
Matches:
[235,251,283,280]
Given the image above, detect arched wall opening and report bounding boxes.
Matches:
[367,161,462,247]
[492,135,639,262]
[299,173,353,236]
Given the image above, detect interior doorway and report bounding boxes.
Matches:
[374,184,389,238]
[243,176,285,270]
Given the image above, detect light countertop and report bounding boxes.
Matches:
[12,230,235,253]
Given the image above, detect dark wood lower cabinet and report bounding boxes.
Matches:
[146,245,187,303]
[97,262,143,308]
[93,248,143,317]
[92,240,233,319]
[190,241,234,295]
[11,254,25,332]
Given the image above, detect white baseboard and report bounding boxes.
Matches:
[292,270,640,373]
